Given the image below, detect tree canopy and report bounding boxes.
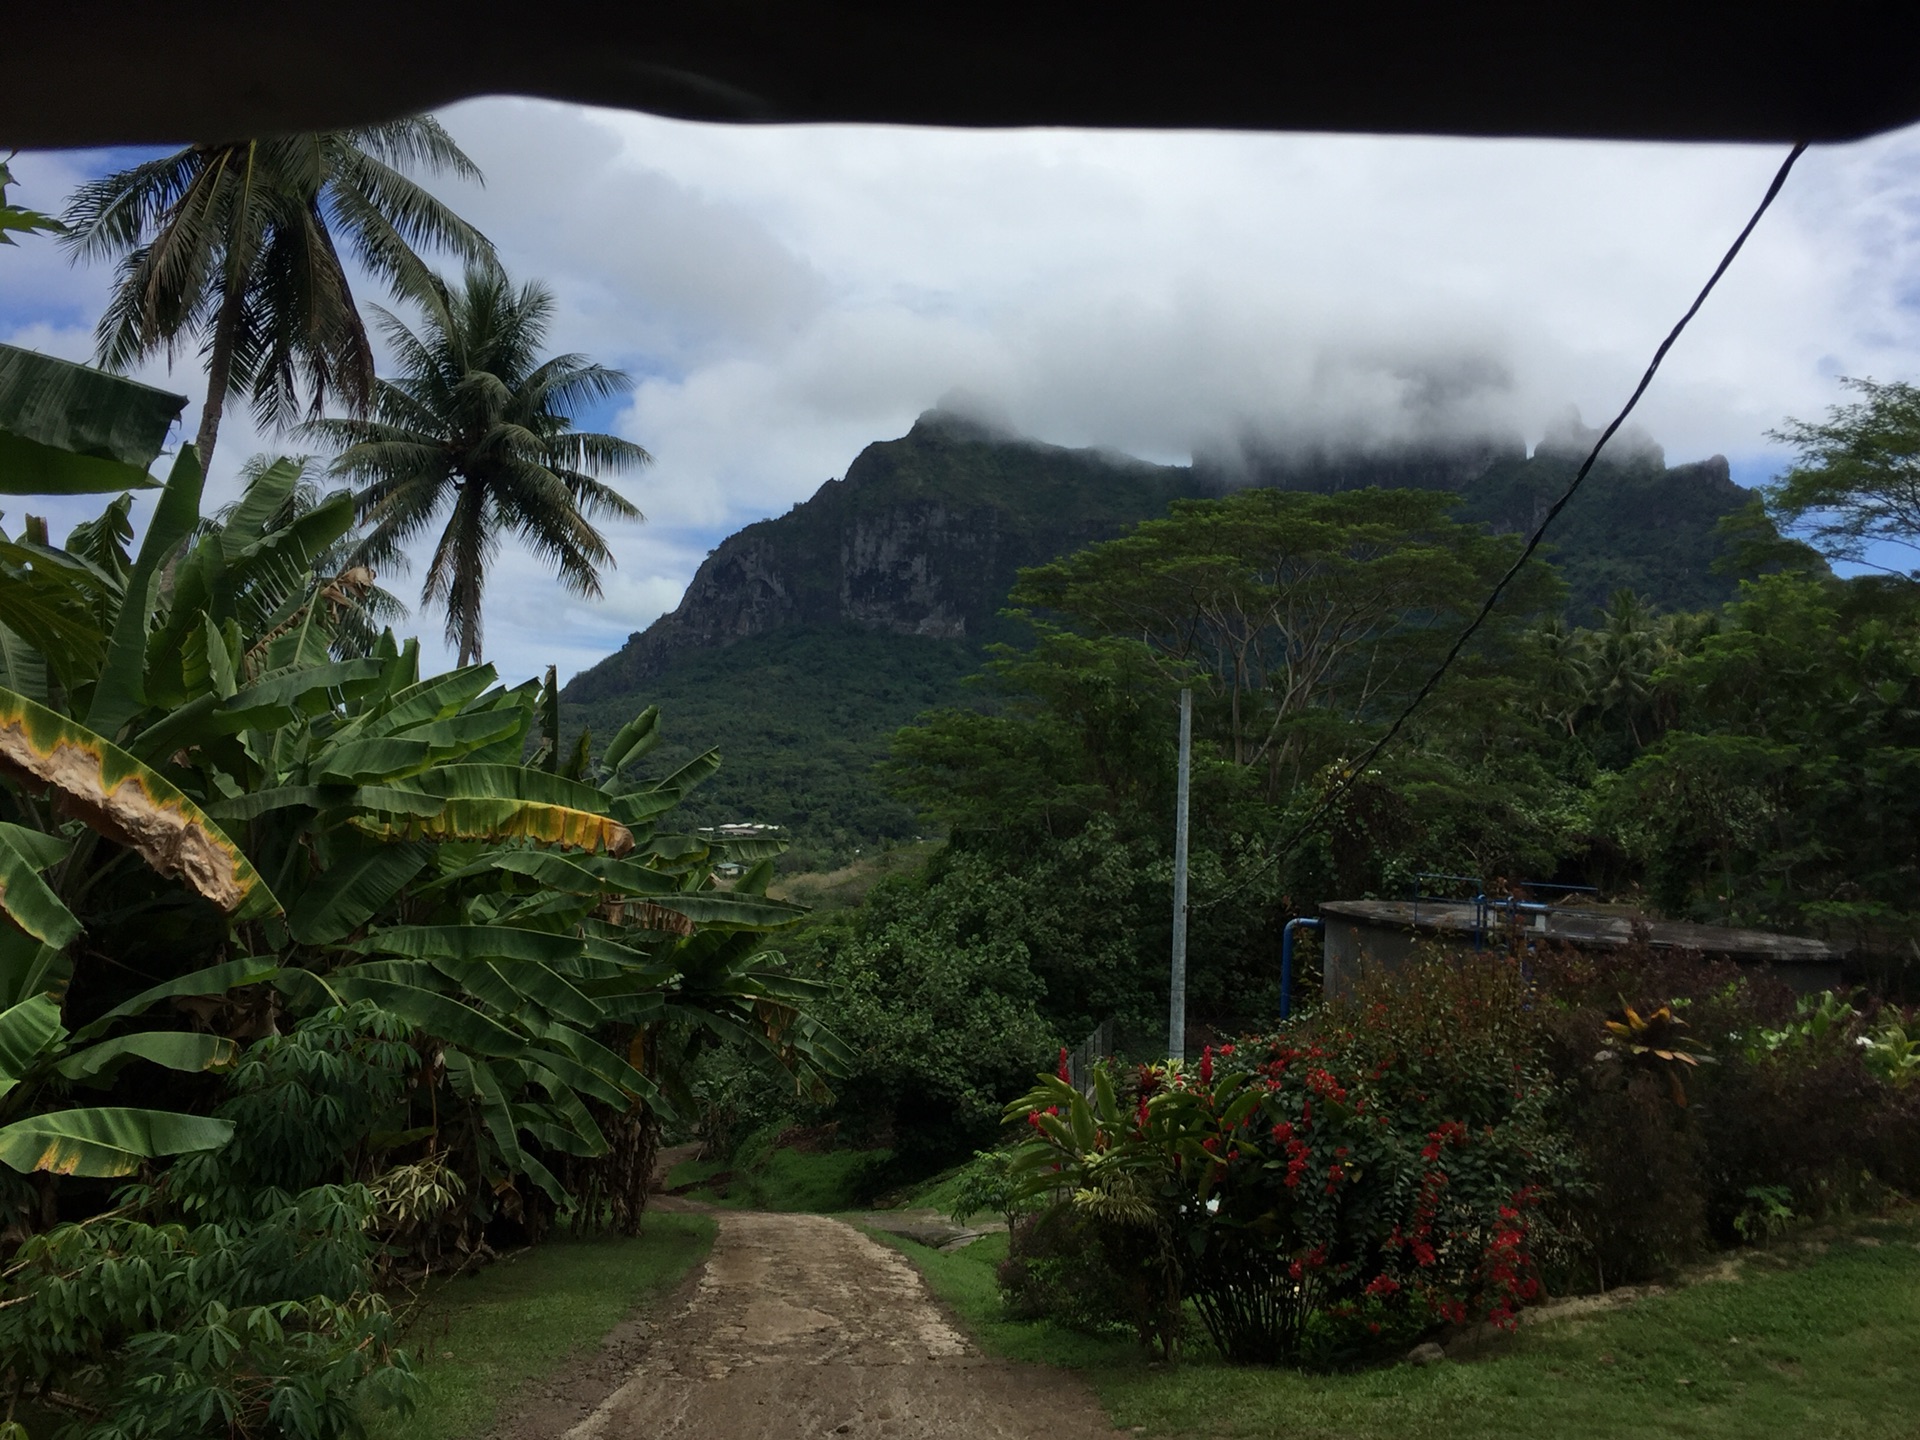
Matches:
[309,264,649,664]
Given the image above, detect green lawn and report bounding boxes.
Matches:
[370,1213,716,1440]
[665,1129,889,1213]
[871,1216,1920,1440]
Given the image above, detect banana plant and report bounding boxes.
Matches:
[0,371,838,1214]
[0,957,279,1175]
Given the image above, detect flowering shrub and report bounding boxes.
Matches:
[1004,957,1580,1364]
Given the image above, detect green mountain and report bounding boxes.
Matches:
[564,409,1760,858]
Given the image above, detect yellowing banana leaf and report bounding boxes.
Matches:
[0,1105,234,1176]
[0,992,62,1096]
[0,344,183,495]
[355,796,632,855]
[0,686,276,918]
[56,1030,238,1083]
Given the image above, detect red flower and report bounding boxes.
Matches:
[1200,1045,1214,1084]
[1058,1047,1071,1082]
[1271,1121,1293,1144]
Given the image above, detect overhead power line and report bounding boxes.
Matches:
[1201,140,1809,910]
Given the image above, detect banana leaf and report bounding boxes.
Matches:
[0,686,277,918]
[86,446,204,738]
[0,1105,234,1176]
[0,992,62,1097]
[599,704,660,777]
[0,344,182,495]
[56,1030,238,1083]
[70,955,280,1042]
[0,820,77,947]
[286,840,430,946]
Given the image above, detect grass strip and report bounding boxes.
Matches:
[874,1216,1920,1440]
[372,1212,716,1440]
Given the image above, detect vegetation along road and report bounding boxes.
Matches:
[554,1204,1121,1440]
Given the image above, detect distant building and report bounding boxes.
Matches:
[698,821,783,879]
[1320,898,1844,998]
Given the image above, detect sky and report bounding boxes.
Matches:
[6,104,1920,684]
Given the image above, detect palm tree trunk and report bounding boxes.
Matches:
[194,277,247,474]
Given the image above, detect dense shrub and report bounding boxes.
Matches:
[1001,944,1920,1366]
[1005,964,1582,1365]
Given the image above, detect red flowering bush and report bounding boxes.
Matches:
[1004,957,1579,1365]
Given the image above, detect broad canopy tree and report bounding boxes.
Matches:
[1767,376,1920,571]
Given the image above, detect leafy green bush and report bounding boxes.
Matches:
[0,1188,413,1440]
[1004,961,1583,1366]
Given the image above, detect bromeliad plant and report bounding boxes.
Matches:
[1005,960,1581,1365]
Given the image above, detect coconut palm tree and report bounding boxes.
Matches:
[306,264,648,665]
[60,120,491,474]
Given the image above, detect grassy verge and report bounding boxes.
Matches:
[871,1215,1920,1440]
[666,1129,889,1212]
[371,1213,715,1440]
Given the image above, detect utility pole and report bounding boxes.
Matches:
[1168,687,1192,1062]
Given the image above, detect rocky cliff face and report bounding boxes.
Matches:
[565,411,1203,702]
[567,407,1760,705]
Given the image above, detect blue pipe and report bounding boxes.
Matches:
[1280,917,1323,1022]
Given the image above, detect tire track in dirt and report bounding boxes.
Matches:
[549,1207,1124,1440]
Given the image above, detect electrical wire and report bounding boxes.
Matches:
[1198,140,1809,910]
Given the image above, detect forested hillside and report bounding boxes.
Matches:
[565,408,1771,857]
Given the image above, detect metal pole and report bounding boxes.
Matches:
[1168,687,1192,1062]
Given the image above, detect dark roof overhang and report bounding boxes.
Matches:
[7,3,1917,150]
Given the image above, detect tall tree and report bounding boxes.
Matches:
[308,264,649,664]
[60,120,490,473]
[1767,376,1920,570]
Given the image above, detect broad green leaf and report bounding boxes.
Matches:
[0,1106,233,1176]
[206,784,339,822]
[0,344,182,494]
[0,686,277,918]
[600,704,660,777]
[217,457,302,556]
[650,747,720,797]
[645,892,807,930]
[215,658,387,731]
[490,961,601,1028]
[352,665,496,739]
[0,620,47,702]
[86,445,204,737]
[314,736,434,783]
[57,1030,238,1083]
[329,974,527,1059]
[0,820,70,870]
[0,822,79,947]
[70,955,280,1043]
[489,848,677,897]
[349,924,584,966]
[0,930,69,1010]
[0,992,63,1095]
[287,840,429,945]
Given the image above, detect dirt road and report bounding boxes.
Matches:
[547,1208,1124,1440]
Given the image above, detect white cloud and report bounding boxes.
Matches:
[10,107,1920,681]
